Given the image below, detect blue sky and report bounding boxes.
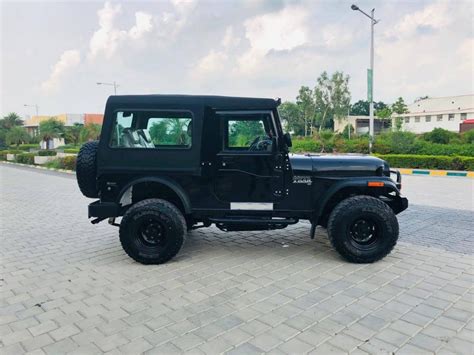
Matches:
[1,0,473,117]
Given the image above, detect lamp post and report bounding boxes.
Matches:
[96,81,119,95]
[351,4,378,153]
[24,104,39,117]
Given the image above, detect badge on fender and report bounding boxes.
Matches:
[293,176,312,185]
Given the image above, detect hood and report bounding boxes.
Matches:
[289,153,387,177]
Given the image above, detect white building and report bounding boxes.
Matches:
[334,116,390,134]
[392,95,474,133]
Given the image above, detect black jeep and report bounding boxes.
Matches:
[76,95,408,265]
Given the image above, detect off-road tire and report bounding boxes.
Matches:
[120,199,186,264]
[327,195,398,263]
[76,141,99,198]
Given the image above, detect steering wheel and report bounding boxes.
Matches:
[248,136,261,151]
[256,138,272,151]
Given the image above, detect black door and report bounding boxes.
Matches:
[212,111,288,204]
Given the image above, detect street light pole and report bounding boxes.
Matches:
[24,104,39,117]
[369,8,375,153]
[96,81,119,95]
[351,4,378,153]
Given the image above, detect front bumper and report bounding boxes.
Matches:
[88,200,121,218]
[390,169,402,190]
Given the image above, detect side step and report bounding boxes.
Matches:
[209,217,298,232]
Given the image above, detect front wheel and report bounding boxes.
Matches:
[120,199,186,264]
[327,196,399,263]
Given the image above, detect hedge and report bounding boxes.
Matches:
[15,153,35,165]
[37,150,57,156]
[376,154,474,171]
[64,148,79,154]
[291,133,474,157]
[9,144,39,151]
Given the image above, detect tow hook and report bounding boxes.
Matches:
[108,217,120,227]
[91,217,106,224]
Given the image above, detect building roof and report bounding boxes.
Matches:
[406,94,474,114]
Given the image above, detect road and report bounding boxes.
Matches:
[1,164,473,354]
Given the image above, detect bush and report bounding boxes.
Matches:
[37,150,57,156]
[64,148,79,154]
[422,128,458,144]
[461,129,474,144]
[43,156,77,171]
[376,154,474,171]
[7,149,22,155]
[60,156,77,170]
[15,153,35,165]
[291,138,322,153]
[0,151,7,160]
[9,144,39,151]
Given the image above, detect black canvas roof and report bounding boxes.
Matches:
[107,94,280,110]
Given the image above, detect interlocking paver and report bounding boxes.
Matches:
[1,164,473,354]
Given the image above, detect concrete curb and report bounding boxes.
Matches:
[397,168,474,178]
[0,161,75,175]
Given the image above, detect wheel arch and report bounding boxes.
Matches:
[117,177,192,215]
[315,179,400,226]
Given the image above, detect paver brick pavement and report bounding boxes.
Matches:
[1,164,473,354]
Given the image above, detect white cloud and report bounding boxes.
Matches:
[384,0,451,40]
[375,0,473,101]
[41,50,81,92]
[238,5,309,73]
[88,2,153,60]
[322,24,354,49]
[129,12,153,40]
[194,50,228,76]
[221,26,240,49]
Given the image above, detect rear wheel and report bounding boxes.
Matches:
[327,196,398,263]
[120,199,186,264]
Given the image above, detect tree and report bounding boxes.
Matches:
[39,118,65,149]
[80,123,101,142]
[350,100,387,116]
[0,112,23,130]
[391,97,409,114]
[6,126,30,146]
[391,97,409,131]
[296,86,316,136]
[350,100,369,116]
[314,71,351,132]
[64,123,84,145]
[278,101,303,135]
[376,106,392,119]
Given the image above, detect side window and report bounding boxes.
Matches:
[110,112,134,147]
[147,116,192,147]
[109,111,192,149]
[219,113,275,152]
[228,120,266,148]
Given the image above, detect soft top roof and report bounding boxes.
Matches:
[107,94,280,110]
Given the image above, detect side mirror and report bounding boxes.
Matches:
[283,133,292,148]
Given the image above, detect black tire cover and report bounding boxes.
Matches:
[76,141,99,198]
